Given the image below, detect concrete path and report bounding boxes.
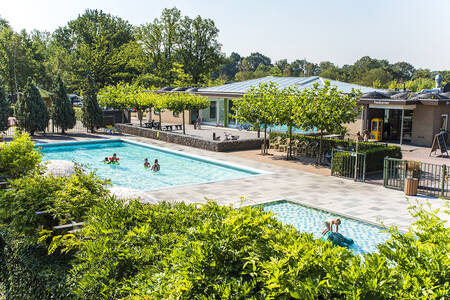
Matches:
[123,136,449,233]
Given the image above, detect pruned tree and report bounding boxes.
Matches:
[296,81,361,163]
[51,76,76,134]
[14,79,49,135]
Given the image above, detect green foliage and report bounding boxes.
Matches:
[0,86,10,132]
[81,78,104,132]
[0,130,42,177]
[0,167,109,240]
[58,198,449,299]
[51,76,76,133]
[14,79,49,135]
[269,131,402,171]
[0,229,74,299]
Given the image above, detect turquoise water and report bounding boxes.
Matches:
[268,124,317,134]
[262,201,391,254]
[40,141,258,191]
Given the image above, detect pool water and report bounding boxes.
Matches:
[40,140,259,191]
[262,201,391,254]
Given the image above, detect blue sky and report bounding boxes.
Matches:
[2,0,450,69]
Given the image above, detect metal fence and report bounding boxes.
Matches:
[331,149,367,182]
[384,157,449,198]
[3,120,90,136]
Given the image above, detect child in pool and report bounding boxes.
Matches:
[144,158,150,168]
[151,159,160,172]
[110,153,119,162]
[102,157,109,163]
[322,218,341,235]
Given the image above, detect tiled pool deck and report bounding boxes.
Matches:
[35,134,449,232]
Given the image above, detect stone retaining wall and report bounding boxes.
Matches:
[116,124,263,152]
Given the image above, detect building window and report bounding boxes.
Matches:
[173,111,180,117]
[154,109,160,116]
[210,101,217,119]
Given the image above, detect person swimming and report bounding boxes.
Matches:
[102,157,109,163]
[322,218,341,235]
[144,158,150,168]
[151,159,160,172]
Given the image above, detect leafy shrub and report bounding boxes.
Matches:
[0,130,42,178]
[0,167,109,240]
[62,198,449,299]
[363,145,402,172]
[0,229,74,299]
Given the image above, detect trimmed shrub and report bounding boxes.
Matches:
[363,145,402,172]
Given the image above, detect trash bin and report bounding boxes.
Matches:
[404,177,419,196]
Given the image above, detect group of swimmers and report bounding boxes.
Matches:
[102,154,160,172]
[144,158,160,172]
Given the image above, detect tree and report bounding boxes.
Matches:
[53,9,135,92]
[164,92,209,134]
[0,27,35,98]
[245,52,272,71]
[234,82,279,153]
[296,81,361,163]
[81,78,103,132]
[51,76,76,134]
[14,79,49,135]
[178,15,223,84]
[137,8,181,86]
[0,86,11,132]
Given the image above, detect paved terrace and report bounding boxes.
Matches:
[30,132,448,232]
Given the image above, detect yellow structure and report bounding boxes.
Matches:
[370,118,383,141]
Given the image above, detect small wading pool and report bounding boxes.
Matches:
[261,201,391,254]
[39,139,262,191]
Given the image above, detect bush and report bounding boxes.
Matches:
[62,198,449,299]
[0,131,42,178]
[0,229,74,299]
[0,167,109,241]
[269,132,402,172]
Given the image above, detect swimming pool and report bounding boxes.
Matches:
[39,140,262,191]
[261,201,391,254]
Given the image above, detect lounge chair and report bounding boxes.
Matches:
[278,138,291,152]
[269,136,282,150]
[224,132,239,141]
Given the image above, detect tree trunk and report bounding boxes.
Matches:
[62,128,65,134]
[138,110,143,127]
[288,125,292,160]
[182,111,185,134]
[257,124,260,138]
[158,112,162,129]
[264,124,267,154]
[319,130,323,164]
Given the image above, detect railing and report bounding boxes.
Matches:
[331,148,367,182]
[384,157,449,198]
[3,120,91,136]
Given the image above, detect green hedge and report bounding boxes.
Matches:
[0,229,73,299]
[269,132,402,172]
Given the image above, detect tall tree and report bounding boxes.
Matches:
[53,9,135,92]
[51,76,76,134]
[245,52,272,72]
[178,15,223,84]
[0,27,35,98]
[81,78,103,132]
[14,79,49,135]
[0,86,10,132]
[137,8,181,86]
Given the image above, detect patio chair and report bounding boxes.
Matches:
[269,136,282,150]
[289,139,301,156]
[278,138,291,152]
[105,125,121,135]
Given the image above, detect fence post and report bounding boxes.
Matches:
[383,157,388,187]
[403,161,408,189]
[362,153,366,182]
[441,164,446,198]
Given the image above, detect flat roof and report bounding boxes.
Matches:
[197,76,384,95]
